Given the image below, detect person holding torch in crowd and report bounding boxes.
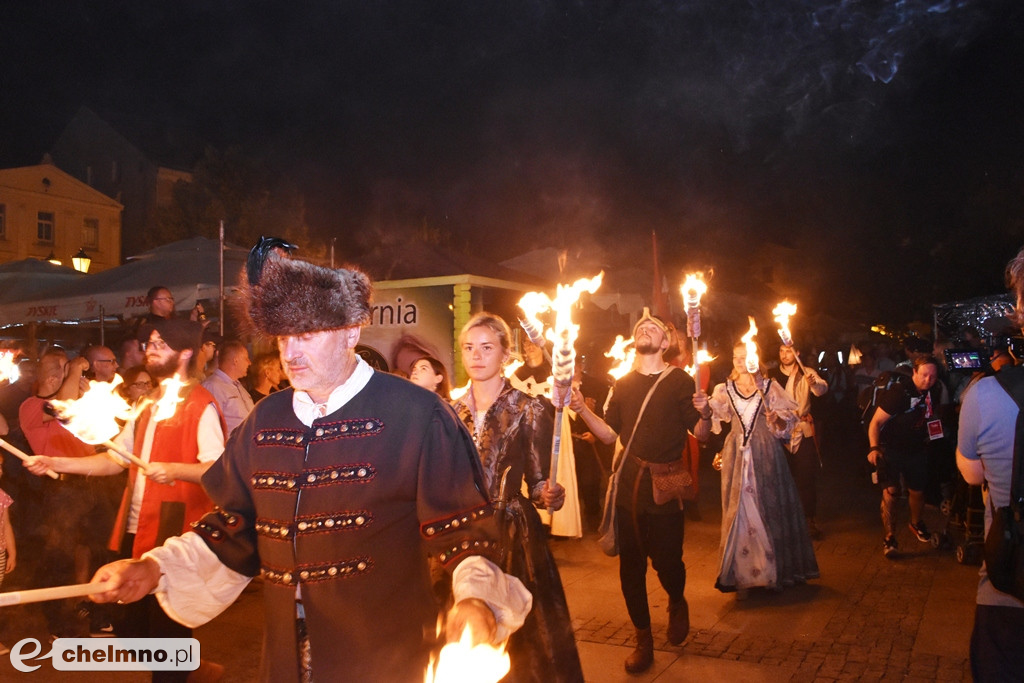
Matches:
[24,317,227,680]
[571,308,701,674]
[450,311,583,683]
[693,323,819,599]
[767,303,829,539]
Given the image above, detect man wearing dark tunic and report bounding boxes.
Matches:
[570,308,700,673]
[89,240,531,682]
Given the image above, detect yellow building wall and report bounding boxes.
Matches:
[0,164,122,272]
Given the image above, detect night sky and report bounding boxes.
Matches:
[2,0,1023,328]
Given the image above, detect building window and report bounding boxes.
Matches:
[83,217,99,249]
[37,211,55,243]
[0,204,6,240]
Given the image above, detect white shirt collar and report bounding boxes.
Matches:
[291,355,374,427]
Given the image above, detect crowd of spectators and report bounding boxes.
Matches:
[0,285,286,649]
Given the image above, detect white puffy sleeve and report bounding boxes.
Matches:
[142,531,252,628]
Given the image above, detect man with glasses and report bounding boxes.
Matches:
[136,286,209,335]
[25,319,226,679]
[83,345,119,383]
[136,286,178,326]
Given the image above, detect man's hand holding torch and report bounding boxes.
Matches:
[88,557,162,605]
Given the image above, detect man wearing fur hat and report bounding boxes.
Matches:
[86,239,531,682]
[570,308,701,673]
[25,318,226,674]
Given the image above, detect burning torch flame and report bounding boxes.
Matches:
[517,291,549,348]
[48,376,137,444]
[848,344,862,365]
[605,335,636,381]
[152,375,187,423]
[772,300,798,347]
[685,350,716,377]
[449,382,470,402]
[681,273,708,340]
[504,358,523,379]
[517,273,603,406]
[425,624,510,683]
[681,273,708,311]
[741,317,760,375]
[0,351,20,384]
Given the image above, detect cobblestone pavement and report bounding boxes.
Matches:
[553,429,979,682]
[0,427,980,682]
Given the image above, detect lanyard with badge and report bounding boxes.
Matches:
[923,392,943,440]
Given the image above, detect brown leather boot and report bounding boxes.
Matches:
[624,627,654,673]
[667,596,690,645]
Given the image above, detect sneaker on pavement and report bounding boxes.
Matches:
[883,535,898,558]
[90,623,115,637]
[908,521,932,543]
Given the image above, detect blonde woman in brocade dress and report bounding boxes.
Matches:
[451,312,584,683]
[698,342,819,596]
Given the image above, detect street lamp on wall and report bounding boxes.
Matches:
[46,251,61,266]
[72,247,91,273]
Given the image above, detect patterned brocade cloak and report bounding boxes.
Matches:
[452,379,584,683]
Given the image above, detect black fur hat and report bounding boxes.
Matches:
[242,238,372,336]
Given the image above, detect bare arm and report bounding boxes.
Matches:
[803,369,828,398]
[569,387,617,444]
[56,356,90,401]
[956,448,985,486]
[866,407,892,466]
[24,453,124,477]
[692,391,711,442]
[144,402,224,485]
[144,460,214,486]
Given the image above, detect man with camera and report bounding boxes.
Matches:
[956,247,1024,681]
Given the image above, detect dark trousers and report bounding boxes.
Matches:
[786,437,819,519]
[116,533,191,683]
[970,603,1024,682]
[616,507,686,629]
[572,436,604,531]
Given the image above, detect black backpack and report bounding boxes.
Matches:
[857,368,913,431]
[984,365,1024,600]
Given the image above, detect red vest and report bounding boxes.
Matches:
[109,384,225,558]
